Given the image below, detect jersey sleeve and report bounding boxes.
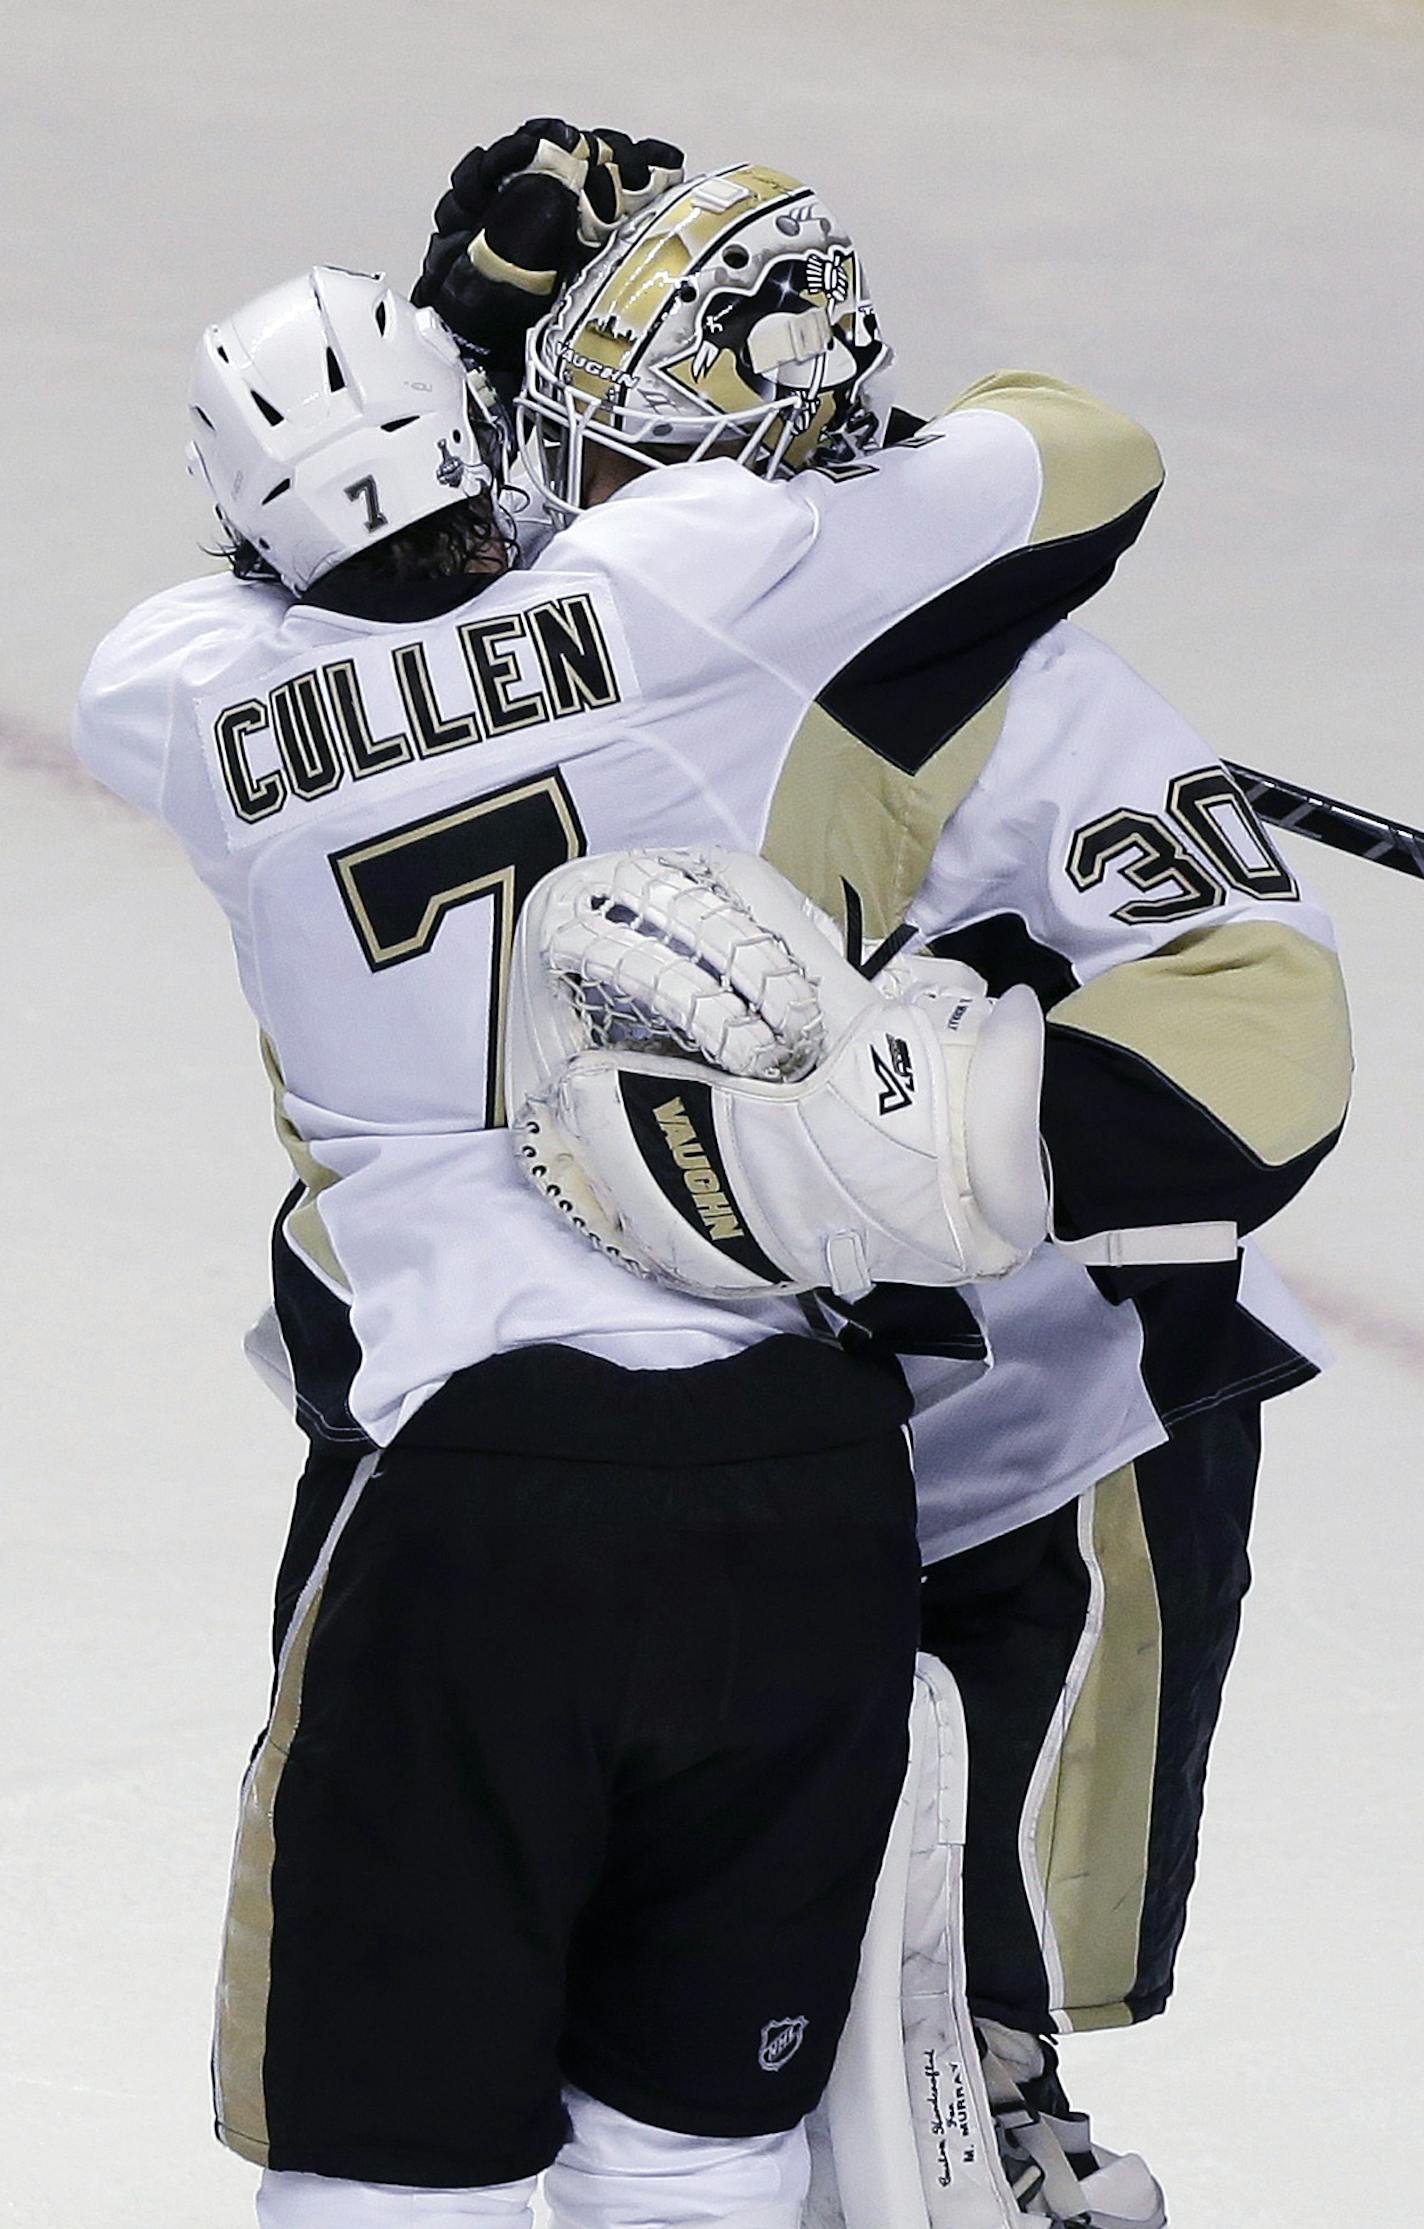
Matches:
[73,603,178,816]
[1039,915,1349,1278]
[569,373,1162,711]
[916,629,1351,1285]
[739,371,1164,706]
[72,574,268,818]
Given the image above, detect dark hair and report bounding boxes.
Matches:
[223,536,282,584]
[218,491,513,595]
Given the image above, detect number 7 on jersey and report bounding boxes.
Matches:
[328,769,586,1128]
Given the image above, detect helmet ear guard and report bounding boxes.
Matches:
[516,164,897,518]
[187,266,513,591]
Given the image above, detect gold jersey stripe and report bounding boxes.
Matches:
[762,688,1012,941]
[1050,919,1352,1165]
[946,372,1165,548]
[763,374,1163,934]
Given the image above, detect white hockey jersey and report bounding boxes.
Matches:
[816,620,1349,1559]
[74,377,1163,1447]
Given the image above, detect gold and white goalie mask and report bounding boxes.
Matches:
[505,851,1049,1302]
[518,164,897,516]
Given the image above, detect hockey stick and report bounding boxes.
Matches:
[1227,762,1424,881]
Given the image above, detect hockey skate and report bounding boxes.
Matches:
[978,2022,1168,2228]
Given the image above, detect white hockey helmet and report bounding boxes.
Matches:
[518,164,897,517]
[188,266,509,592]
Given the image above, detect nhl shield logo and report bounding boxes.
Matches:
[758,2015,808,2072]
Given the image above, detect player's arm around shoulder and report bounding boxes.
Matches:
[930,626,1351,1269]
[537,456,821,642]
[944,370,1164,555]
[73,573,284,818]
[727,371,1164,700]
[1041,866,1351,1262]
[539,378,1163,735]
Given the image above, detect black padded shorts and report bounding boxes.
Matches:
[215,1371,919,2189]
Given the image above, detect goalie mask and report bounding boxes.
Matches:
[188,266,512,592]
[505,850,1049,1301]
[518,166,897,516]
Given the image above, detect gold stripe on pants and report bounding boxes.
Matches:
[213,1453,376,2163]
[1031,1464,1163,2032]
[213,1575,330,2165]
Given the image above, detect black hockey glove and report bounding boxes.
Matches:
[413,119,586,384]
[413,118,683,388]
[579,127,685,247]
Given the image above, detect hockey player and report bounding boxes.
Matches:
[72,195,1166,2228]
[409,126,1351,2224]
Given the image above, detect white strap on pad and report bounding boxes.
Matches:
[1055,1218,1237,1267]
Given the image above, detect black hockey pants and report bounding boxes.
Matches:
[920,1398,1261,2033]
[218,1344,921,2188]
[262,1393,1260,2063]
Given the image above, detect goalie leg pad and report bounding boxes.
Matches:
[809,1656,1021,2229]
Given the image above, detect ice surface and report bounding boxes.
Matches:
[3,2,1422,2222]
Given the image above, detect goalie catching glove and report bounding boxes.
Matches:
[505,850,1049,1301]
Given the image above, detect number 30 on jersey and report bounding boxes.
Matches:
[1067,764,1298,924]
